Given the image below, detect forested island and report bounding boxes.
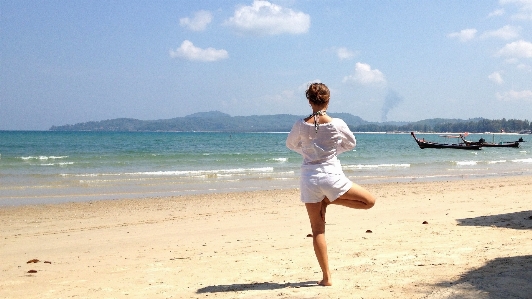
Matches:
[50,111,532,133]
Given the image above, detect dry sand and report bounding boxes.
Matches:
[1,176,531,299]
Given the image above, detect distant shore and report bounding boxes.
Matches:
[2,176,531,298]
[47,110,532,134]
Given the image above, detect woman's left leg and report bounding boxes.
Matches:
[321,182,375,221]
[327,182,375,209]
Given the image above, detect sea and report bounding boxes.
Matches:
[1,131,531,206]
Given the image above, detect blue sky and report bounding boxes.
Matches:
[1,0,532,130]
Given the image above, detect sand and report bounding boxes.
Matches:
[1,176,531,299]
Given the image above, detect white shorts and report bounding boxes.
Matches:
[299,166,352,204]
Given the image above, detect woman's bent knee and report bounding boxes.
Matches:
[353,184,375,209]
[365,195,376,209]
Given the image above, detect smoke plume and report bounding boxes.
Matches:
[381,89,403,122]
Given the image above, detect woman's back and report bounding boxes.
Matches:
[286,118,356,165]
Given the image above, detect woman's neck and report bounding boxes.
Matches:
[311,105,328,114]
[311,109,326,115]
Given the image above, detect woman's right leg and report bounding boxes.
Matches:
[305,202,332,286]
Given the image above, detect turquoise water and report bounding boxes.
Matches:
[1,131,531,206]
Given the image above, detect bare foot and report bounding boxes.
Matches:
[318,279,332,286]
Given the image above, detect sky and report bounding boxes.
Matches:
[1,0,532,130]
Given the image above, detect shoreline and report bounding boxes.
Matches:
[3,170,532,208]
[1,176,531,298]
[2,131,530,208]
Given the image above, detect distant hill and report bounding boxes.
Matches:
[50,111,369,132]
[49,111,531,133]
[184,111,231,118]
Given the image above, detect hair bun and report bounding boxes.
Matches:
[306,83,330,105]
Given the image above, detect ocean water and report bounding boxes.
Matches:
[1,131,531,206]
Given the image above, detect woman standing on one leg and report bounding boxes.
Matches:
[286,82,376,286]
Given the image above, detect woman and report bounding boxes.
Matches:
[286,82,376,286]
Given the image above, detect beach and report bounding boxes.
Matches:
[1,176,531,299]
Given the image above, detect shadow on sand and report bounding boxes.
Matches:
[424,211,532,298]
[426,255,532,299]
[197,280,320,294]
[456,210,532,230]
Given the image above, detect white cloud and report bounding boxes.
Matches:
[488,8,505,17]
[496,89,532,101]
[480,25,521,40]
[504,57,520,64]
[488,71,504,84]
[500,0,532,20]
[497,40,532,58]
[516,63,532,71]
[337,47,356,60]
[224,0,310,36]
[447,28,477,42]
[169,40,228,62]
[343,62,386,85]
[180,10,212,31]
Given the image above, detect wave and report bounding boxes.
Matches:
[454,158,532,166]
[488,160,507,164]
[343,163,410,169]
[61,172,133,178]
[39,162,74,166]
[270,157,288,162]
[59,167,275,178]
[127,167,275,177]
[512,158,532,163]
[20,156,68,160]
[456,161,477,166]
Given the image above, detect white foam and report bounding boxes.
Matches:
[270,158,288,162]
[61,173,121,177]
[512,158,532,163]
[456,161,477,166]
[20,155,68,161]
[343,163,410,169]
[274,171,295,175]
[127,167,275,177]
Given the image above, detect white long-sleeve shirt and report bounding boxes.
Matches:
[286,118,356,167]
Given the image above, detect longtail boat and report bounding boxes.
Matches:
[411,132,482,150]
[459,135,519,148]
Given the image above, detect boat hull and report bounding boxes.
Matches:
[460,135,520,148]
[411,132,482,150]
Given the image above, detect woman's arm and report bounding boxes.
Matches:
[286,121,304,155]
[336,119,356,154]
